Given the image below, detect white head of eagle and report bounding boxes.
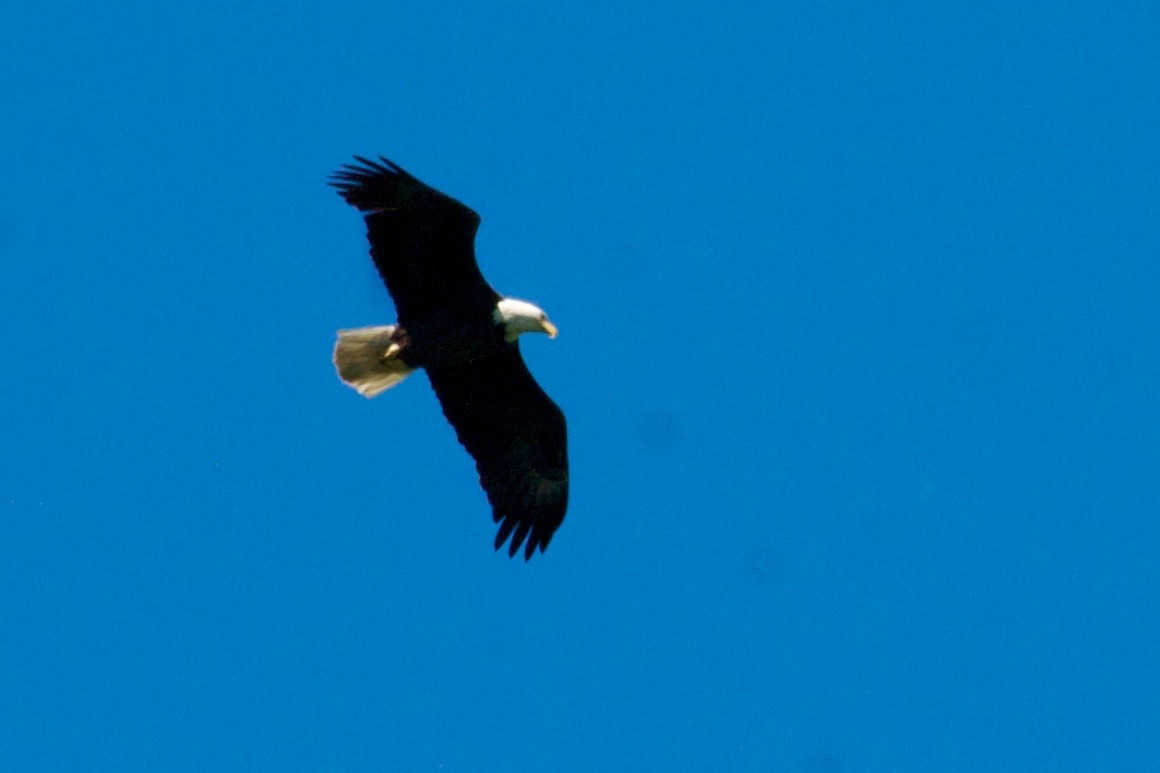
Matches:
[329,155,570,561]
[495,298,559,342]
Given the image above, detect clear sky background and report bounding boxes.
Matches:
[2,2,1158,770]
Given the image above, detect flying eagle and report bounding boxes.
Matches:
[330,157,567,559]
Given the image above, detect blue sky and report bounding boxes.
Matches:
[2,1,1158,769]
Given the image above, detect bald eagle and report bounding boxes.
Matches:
[330,157,567,559]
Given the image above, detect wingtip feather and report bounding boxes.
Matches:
[508,522,532,557]
[494,517,517,551]
[328,155,423,211]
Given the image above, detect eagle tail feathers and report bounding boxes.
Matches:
[333,325,414,398]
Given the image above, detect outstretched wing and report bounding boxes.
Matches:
[426,346,568,560]
[329,156,500,329]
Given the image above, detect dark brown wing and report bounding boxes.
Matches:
[330,157,500,331]
[425,345,568,559]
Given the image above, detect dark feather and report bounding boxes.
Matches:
[330,157,499,346]
[426,346,568,560]
[494,517,518,550]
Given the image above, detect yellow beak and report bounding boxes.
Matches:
[541,320,559,339]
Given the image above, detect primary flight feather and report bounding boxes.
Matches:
[330,157,568,559]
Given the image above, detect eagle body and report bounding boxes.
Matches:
[397,305,505,369]
[330,157,567,559]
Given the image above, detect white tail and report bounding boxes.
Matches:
[333,325,415,398]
